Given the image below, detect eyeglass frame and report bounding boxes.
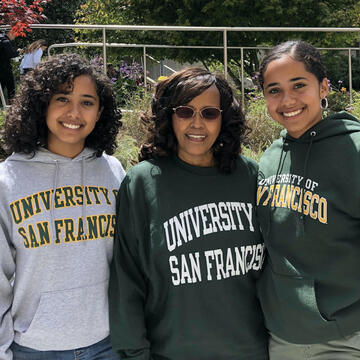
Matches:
[172,105,223,120]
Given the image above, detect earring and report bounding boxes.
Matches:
[219,142,224,147]
[320,97,328,110]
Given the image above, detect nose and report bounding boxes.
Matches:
[67,103,80,119]
[281,91,296,107]
[191,111,204,128]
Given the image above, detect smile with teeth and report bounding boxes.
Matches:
[283,109,303,117]
[187,134,206,140]
[62,122,81,129]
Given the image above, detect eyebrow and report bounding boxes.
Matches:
[55,91,97,100]
[265,77,307,89]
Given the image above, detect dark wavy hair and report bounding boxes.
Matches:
[139,67,249,174]
[2,53,122,157]
[258,40,327,89]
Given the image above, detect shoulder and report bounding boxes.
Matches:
[99,154,126,179]
[231,155,259,183]
[125,158,163,180]
[237,155,258,172]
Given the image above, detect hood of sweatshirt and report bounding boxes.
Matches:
[280,111,360,143]
[7,146,97,164]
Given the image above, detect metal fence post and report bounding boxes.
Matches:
[223,30,228,79]
[0,83,7,108]
[348,48,353,105]
[102,28,107,75]
[143,46,147,89]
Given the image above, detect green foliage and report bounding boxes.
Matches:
[244,91,283,160]
[115,88,152,171]
[327,89,351,114]
[323,52,360,90]
[350,93,360,119]
[113,61,144,106]
[0,110,5,129]
[15,0,86,50]
[75,0,360,86]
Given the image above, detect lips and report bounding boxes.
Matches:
[283,108,303,117]
[61,122,81,129]
[186,134,206,141]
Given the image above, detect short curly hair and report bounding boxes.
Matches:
[2,53,122,157]
[139,67,249,174]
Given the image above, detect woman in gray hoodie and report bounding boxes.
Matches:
[0,54,125,360]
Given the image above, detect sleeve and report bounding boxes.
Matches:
[108,177,153,360]
[0,215,15,360]
[32,48,43,67]
[3,39,18,59]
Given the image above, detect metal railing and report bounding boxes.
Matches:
[2,24,360,108]
[47,41,360,107]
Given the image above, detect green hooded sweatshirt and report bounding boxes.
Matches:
[109,155,268,360]
[257,111,360,344]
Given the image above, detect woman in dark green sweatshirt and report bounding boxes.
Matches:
[109,68,269,359]
[257,40,360,359]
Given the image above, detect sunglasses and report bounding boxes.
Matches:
[173,106,222,120]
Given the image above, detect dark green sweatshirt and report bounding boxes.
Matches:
[109,155,268,360]
[257,111,360,344]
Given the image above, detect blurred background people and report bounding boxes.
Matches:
[19,39,47,75]
[0,30,19,102]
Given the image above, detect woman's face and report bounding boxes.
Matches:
[46,75,102,158]
[172,84,222,167]
[262,55,329,138]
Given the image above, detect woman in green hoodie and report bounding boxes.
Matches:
[257,40,360,359]
[109,67,269,359]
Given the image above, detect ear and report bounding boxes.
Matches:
[96,106,104,122]
[320,77,329,99]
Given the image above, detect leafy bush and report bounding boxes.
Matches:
[113,61,144,106]
[244,91,283,160]
[115,88,152,170]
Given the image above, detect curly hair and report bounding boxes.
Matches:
[258,40,327,90]
[139,67,249,174]
[2,53,122,157]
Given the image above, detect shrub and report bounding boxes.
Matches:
[115,87,152,170]
[111,60,143,106]
[244,91,282,160]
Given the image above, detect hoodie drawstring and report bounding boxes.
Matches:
[264,138,289,244]
[81,157,87,240]
[298,130,316,233]
[50,160,59,243]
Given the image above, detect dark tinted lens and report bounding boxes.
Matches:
[201,107,221,120]
[175,106,194,118]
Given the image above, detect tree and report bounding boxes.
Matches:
[21,0,86,49]
[75,0,360,85]
[0,0,50,37]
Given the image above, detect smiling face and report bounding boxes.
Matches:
[263,55,329,138]
[172,84,222,167]
[46,75,102,158]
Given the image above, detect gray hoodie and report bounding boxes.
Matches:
[0,147,125,359]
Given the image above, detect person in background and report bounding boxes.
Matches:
[257,40,360,359]
[0,30,19,102]
[19,39,47,75]
[109,67,268,360]
[0,53,124,360]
